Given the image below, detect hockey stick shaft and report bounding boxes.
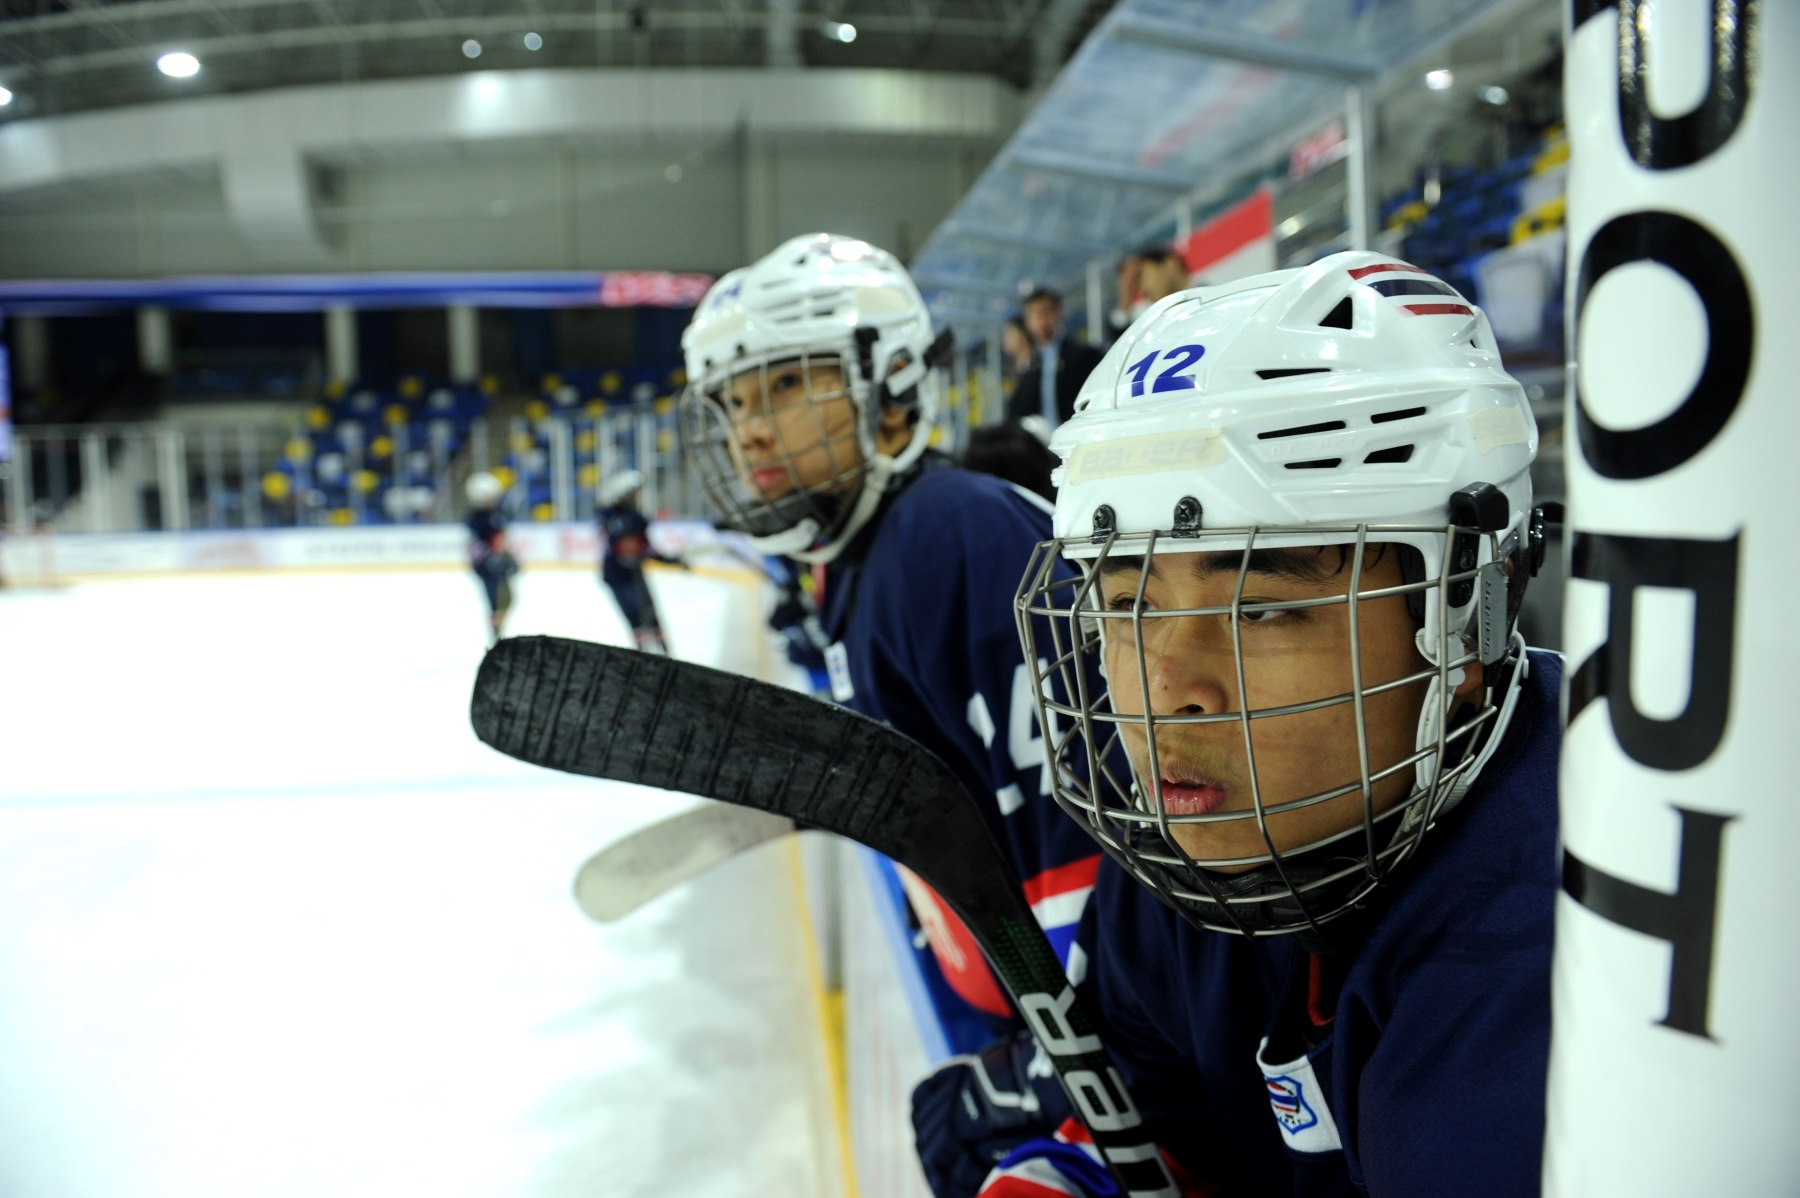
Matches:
[472,636,1177,1198]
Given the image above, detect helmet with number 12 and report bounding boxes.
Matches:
[1016,249,1551,937]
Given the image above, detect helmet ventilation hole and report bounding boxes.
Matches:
[1284,458,1342,470]
[1255,367,1332,380]
[1370,406,1427,424]
[1363,445,1416,464]
[1257,419,1344,440]
[1319,297,1354,329]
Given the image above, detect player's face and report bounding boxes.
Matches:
[722,359,862,501]
[1096,545,1460,871]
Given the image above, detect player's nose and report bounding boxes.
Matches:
[1142,616,1232,717]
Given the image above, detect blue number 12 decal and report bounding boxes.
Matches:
[1123,343,1206,397]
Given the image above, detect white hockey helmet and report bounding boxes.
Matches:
[465,471,504,508]
[1017,249,1546,937]
[598,469,644,507]
[678,234,952,562]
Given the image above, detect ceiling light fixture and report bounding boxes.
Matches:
[1482,85,1510,105]
[1425,69,1453,91]
[524,32,543,51]
[462,39,483,59]
[0,87,13,107]
[157,52,201,78]
[823,20,857,43]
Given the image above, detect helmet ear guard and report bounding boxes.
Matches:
[865,326,957,409]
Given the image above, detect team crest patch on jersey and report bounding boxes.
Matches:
[825,642,855,703]
[1257,1039,1343,1155]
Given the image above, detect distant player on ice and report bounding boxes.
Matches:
[981,251,1561,1196]
[465,471,518,645]
[595,469,672,654]
[679,234,1106,1192]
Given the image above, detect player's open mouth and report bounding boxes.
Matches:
[1157,777,1230,816]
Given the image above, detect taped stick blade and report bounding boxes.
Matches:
[573,804,796,922]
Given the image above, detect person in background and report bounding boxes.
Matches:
[679,235,1106,1195]
[979,251,1560,1197]
[961,421,1058,504]
[1007,287,1103,430]
[596,469,671,654]
[465,471,518,645]
[1002,316,1036,377]
[1108,246,1192,342]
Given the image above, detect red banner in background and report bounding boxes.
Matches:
[597,273,716,308]
[1178,187,1277,286]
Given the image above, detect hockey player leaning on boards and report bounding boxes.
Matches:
[983,251,1560,1197]
[680,234,1104,1192]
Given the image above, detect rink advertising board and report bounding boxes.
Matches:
[1550,0,1798,1191]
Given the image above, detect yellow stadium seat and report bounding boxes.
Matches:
[284,437,312,464]
[262,472,292,502]
[531,502,554,522]
[1511,195,1566,244]
[370,435,394,460]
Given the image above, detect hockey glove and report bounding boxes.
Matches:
[911,1028,1074,1198]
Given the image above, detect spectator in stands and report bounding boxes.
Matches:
[1007,287,1103,430]
[596,469,671,654]
[464,471,518,645]
[1109,246,1193,342]
[998,315,1039,413]
[1002,316,1036,376]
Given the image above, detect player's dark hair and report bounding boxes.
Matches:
[962,423,1058,503]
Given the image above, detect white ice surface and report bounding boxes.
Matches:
[0,568,838,1198]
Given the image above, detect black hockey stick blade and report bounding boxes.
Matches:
[471,636,1177,1198]
[572,804,796,922]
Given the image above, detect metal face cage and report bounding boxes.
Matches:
[677,348,874,549]
[1015,521,1509,938]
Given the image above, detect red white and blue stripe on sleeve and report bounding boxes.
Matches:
[976,1118,1215,1198]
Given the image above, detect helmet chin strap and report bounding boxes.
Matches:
[757,452,898,565]
[1408,628,1530,824]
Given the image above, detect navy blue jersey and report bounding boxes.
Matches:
[466,509,505,556]
[1072,651,1561,1196]
[818,463,1102,1003]
[597,504,653,580]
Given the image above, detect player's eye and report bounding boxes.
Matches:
[1237,602,1303,626]
[1104,591,1148,613]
